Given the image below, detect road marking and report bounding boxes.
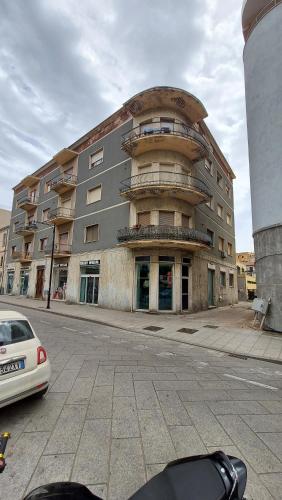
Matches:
[80,332,90,335]
[62,327,77,332]
[40,320,50,325]
[224,373,279,391]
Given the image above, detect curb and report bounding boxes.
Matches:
[1,298,281,366]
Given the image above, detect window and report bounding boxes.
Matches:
[0,256,3,266]
[182,214,191,228]
[218,237,224,252]
[220,271,226,287]
[226,184,231,198]
[159,211,174,226]
[217,171,223,189]
[3,232,7,247]
[42,208,49,222]
[217,204,223,218]
[90,149,103,169]
[207,229,214,246]
[227,242,233,256]
[85,224,99,243]
[227,213,232,226]
[137,212,151,226]
[229,273,234,287]
[11,246,16,256]
[39,238,48,251]
[45,181,52,193]
[87,185,102,204]
[205,159,213,175]
[206,196,214,210]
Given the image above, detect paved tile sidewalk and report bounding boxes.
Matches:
[1,295,282,362]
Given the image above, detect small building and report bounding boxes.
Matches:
[0,209,11,294]
[4,87,238,313]
[236,252,256,301]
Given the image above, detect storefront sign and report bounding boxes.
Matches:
[54,263,68,268]
[208,263,216,270]
[80,260,100,266]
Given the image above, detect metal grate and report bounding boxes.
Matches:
[177,328,198,334]
[143,326,164,332]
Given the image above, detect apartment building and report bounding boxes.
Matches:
[0,209,11,294]
[5,87,238,312]
[237,251,256,301]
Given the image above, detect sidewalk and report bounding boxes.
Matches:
[1,295,282,363]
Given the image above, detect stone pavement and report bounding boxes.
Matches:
[1,295,282,362]
[1,306,282,499]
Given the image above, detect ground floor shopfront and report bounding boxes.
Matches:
[5,247,238,313]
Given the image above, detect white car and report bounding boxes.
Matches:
[0,311,51,408]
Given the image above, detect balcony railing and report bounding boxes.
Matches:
[15,222,37,235]
[50,173,78,192]
[122,119,211,156]
[17,194,38,209]
[12,251,32,261]
[48,207,75,221]
[120,171,211,202]
[45,243,72,256]
[117,225,212,247]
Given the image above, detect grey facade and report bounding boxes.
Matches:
[242,1,282,331]
[5,87,237,313]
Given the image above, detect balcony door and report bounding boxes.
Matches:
[208,269,215,307]
[59,232,68,252]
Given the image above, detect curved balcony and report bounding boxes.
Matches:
[47,207,75,225]
[121,119,211,161]
[120,172,211,205]
[50,173,77,194]
[117,225,212,251]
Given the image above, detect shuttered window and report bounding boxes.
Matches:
[159,211,174,226]
[85,224,99,243]
[87,185,102,204]
[182,214,191,228]
[90,149,103,168]
[137,212,151,226]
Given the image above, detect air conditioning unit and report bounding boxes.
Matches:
[220,251,227,259]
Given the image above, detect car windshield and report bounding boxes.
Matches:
[0,320,34,346]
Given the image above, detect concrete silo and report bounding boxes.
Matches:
[242,0,282,331]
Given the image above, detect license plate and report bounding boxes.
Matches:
[0,359,25,375]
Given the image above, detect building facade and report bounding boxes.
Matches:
[242,0,282,331]
[0,209,11,294]
[236,252,256,301]
[4,87,237,313]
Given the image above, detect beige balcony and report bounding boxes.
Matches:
[117,225,212,251]
[120,172,211,205]
[17,195,38,211]
[45,243,72,258]
[15,223,37,236]
[53,148,78,165]
[47,207,75,225]
[21,175,40,188]
[12,251,33,263]
[50,173,78,194]
[121,119,211,161]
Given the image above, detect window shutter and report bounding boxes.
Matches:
[159,211,174,226]
[137,212,151,226]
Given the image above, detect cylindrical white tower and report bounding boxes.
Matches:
[242,0,282,332]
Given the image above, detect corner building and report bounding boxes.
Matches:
[5,87,237,312]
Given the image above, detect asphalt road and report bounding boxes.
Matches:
[1,304,282,499]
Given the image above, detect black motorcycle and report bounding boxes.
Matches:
[0,432,247,500]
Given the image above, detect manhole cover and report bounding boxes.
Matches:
[143,326,164,332]
[204,325,219,329]
[177,328,198,334]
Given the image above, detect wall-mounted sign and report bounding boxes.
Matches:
[54,263,68,268]
[80,260,100,266]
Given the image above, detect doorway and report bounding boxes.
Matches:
[80,275,99,304]
[181,261,189,311]
[208,268,215,307]
[136,261,150,310]
[20,270,29,295]
[159,262,173,311]
[35,268,44,299]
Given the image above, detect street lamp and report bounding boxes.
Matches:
[32,220,55,310]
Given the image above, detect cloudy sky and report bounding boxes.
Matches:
[0,0,252,251]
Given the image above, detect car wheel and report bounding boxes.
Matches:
[29,387,48,400]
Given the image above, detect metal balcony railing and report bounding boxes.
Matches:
[120,171,211,198]
[45,243,72,255]
[117,225,212,246]
[122,118,211,153]
[48,207,75,220]
[17,194,38,206]
[15,222,37,234]
[50,173,77,188]
[12,251,32,261]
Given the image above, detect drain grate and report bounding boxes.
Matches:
[143,326,164,332]
[204,325,219,329]
[177,328,198,334]
[228,353,248,360]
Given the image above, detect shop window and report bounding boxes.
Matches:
[218,237,224,252]
[137,212,151,226]
[85,224,99,243]
[217,204,223,218]
[89,149,103,169]
[87,185,102,205]
[229,273,234,287]
[220,271,226,287]
[159,211,174,226]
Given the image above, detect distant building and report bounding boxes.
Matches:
[242,1,282,331]
[0,209,11,294]
[236,252,256,301]
[5,87,238,312]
